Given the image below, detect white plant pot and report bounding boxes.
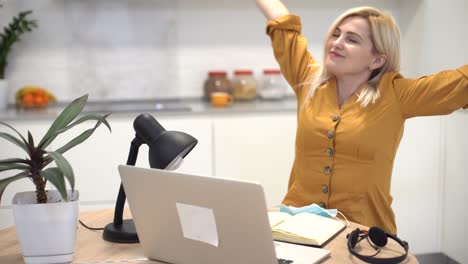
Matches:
[12,190,79,264]
[0,79,7,110]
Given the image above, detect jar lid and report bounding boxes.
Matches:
[234,70,253,75]
[208,71,228,77]
[263,69,281,74]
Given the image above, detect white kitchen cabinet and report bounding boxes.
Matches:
[212,113,297,206]
[51,114,213,203]
[0,114,213,229]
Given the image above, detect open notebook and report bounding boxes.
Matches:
[268,212,346,247]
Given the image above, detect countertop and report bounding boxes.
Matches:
[0,97,298,121]
[3,97,465,121]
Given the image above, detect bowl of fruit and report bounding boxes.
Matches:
[15,86,56,110]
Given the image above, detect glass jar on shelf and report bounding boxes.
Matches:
[259,69,286,100]
[203,71,232,100]
[231,70,257,100]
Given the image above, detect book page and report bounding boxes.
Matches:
[273,213,345,244]
[267,212,291,228]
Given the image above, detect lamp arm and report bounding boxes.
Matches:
[113,137,143,225]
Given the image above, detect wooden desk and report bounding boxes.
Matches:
[0,209,418,263]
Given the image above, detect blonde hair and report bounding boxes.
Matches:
[304,6,401,107]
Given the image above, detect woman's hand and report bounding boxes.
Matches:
[256,0,289,20]
[268,206,280,212]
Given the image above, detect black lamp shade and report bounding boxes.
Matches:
[148,131,197,169]
[133,113,165,143]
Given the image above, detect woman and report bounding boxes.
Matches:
[256,0,468,234]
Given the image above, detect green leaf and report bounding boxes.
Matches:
[0,121,29,146]
[38,94,88,149]
[27,130,34,147]
[0,171,28,204]
[0,163,30,172]
[55,117,109,155]
[46,151,74,192]
[0,158,29,165]
[40,168,68,202]
[0,132,28,152]
[54,128,94,155]
[46,113,111,143]
[8,23,17,30]
[21,10,33,16]
[70,113,111,132]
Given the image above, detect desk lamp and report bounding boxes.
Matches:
[102,113,198,243]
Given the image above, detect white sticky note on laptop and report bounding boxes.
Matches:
[176,202,219,247]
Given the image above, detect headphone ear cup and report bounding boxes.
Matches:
[349,228,361,248]
[368,227,388,247]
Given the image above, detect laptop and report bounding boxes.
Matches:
[118,165,331,264]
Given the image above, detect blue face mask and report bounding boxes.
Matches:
[279,203,338,218]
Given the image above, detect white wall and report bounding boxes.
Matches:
[1,0,178,101]
[1,0,398,102]
[391,117,443,253]
[443,111,468,263]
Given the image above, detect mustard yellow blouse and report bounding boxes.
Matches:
[267,15,468,234]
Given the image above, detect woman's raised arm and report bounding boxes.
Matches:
[256,0,289,20]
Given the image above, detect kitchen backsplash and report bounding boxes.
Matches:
[1,0,399,102]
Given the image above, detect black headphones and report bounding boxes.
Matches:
[347,227,409,264]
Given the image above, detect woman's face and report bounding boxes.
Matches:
[325,16,382,78]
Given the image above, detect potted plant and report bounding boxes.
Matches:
[0,94,111,263]
[0,10,37,109]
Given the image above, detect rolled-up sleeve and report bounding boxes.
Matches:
[392,65,468,119]
[266,15,318,94]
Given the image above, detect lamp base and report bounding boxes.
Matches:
[102,219,140,243]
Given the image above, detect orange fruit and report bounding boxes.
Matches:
[34,95,47,108]
[22,93,35,108]
[40,95,49,108]
[34,89,45,97]
[42,95,49,104]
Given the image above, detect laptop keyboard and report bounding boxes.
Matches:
[277,258,294,264]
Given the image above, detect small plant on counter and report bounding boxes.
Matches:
[0,10,37,79]
[0,94,111,203]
